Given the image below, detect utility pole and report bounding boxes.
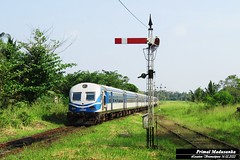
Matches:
[115,15,160,149]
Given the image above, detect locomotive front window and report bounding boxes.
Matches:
[86,92,95,101]
[73,92,81,101]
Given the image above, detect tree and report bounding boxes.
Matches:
[189,87,205,102]
[189,77,239,106]
[19,29,75,102]
[219,75,240,89]
[123,83,138,92]
[214,90,233,106]
[61,70,139,97]
[0,33,25,107]
[219,75,240,103]
[99,70,129,89]
[205,80,218,96]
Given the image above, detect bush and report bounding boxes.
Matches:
[204,95,217,107]
[0,94,67,129]
[15,101,29,108]
[214,91,234,106]
[10,118,22,128]
[0,115,10,128]
[18,111,33,126]
[0,111,33,128]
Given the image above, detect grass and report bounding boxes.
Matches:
[3,113,191,160]
[157,101,240,147]
[0,95,67,143]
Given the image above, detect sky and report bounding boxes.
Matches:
[1,0,240,92]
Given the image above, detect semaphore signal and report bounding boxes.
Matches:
[114,14,160,149]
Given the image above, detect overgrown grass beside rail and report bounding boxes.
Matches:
[157,101,240,147]
[0,96,67,143]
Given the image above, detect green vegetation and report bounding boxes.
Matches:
[4,113,190,160]
[189,75,240,106]
[0,95,67,142]
[156,90,189,101]
[158,101,240,147]
[61,70,139,97]
[0,29,138,107]
[158,75,240,102]
[0,30,75,105]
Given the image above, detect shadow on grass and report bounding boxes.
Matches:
[42,113,67,125]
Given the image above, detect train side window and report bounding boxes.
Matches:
[104,95,106,105]
[86,92,95,101]
[73,92,81,101]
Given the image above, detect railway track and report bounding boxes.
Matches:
[156,116,239,150]
[0,126,81,158]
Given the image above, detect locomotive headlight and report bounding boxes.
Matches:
[82,84,88,88]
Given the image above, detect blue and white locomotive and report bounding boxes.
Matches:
[67,82,157,125]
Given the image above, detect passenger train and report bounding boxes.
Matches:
[67,82,158,125]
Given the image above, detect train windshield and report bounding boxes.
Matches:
[86,92,95,101]
[73,92,81,101]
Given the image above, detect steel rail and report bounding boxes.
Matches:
[156,117,239,150]
[158,123,199,149]
[174,123,239,150]
[0,126,78,158]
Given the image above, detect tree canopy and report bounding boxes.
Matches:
[0,29,75,106]
[60,70,139,97]
[189,75,240,106]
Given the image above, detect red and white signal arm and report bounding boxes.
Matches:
[115,38,147,44]
[115,37,160,46]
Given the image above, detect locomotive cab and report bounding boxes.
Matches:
[69,83,102,113]
[67,83,104,125]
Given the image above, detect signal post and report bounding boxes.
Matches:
[115,15,160,148]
